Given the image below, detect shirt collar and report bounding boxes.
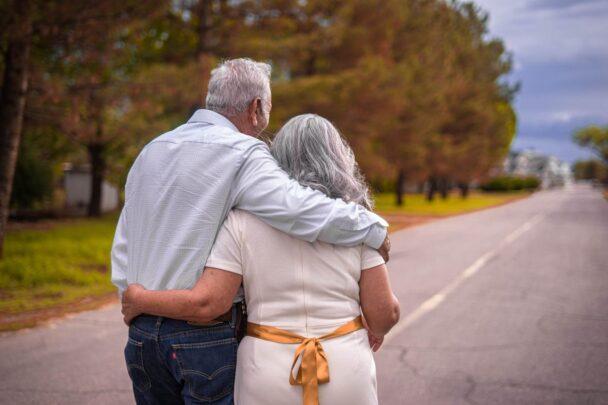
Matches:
[187,109,239,132]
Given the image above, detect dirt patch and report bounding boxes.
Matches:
[381,214,438,233]
[81,264,109,274]
[0,290,14,300]
[0,293,118,332]
[33,291,64,299]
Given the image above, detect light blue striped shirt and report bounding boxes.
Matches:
[111,109,388,296]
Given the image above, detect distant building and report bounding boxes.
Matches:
[503,150,572,189]
[63,164,120,213]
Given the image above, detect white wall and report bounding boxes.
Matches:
[64,171,120,212]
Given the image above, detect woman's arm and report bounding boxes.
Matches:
[121,268,242,325]
[359,263,400,337]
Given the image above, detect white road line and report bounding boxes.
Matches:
[385,212,546,343]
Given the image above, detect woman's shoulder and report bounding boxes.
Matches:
[227,209,264,226]
[225,209,277,235]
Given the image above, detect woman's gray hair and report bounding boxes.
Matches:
[205,58,272,117]
[271,114,373,209]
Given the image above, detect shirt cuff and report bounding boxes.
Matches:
[364,223,388,249]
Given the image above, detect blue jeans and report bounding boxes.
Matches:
[125,309,238,405]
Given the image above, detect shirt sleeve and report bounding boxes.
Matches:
[361,245,386,270]
[111,207,129,298]
[205,211,244,275]
[231,145,389,249]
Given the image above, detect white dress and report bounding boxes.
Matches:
[206,210,385,405]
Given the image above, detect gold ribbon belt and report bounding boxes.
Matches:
[246,316,364,405]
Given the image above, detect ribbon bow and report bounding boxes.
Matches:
[247,316,364,405]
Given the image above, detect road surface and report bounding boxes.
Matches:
[0,184,607,404]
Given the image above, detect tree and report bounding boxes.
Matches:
[0,0,164,257]
[33,1,164,216]
[573,159,607,183]
[0,0,33,258]
[573,125,608,165]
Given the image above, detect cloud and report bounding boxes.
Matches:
[513,56,608,124]
[476,0,608,62]
[473,0,608,161]
[529,0,607,11]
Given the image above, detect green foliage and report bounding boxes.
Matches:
[16,0,518,211]
[573,159,607,182]
[480,176,540,192]
[573,125,608,165]
[9,146,54,210]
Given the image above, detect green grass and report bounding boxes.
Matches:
[374,191,529,216]
[0,215,118,314]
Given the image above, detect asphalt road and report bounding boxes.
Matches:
[377,184,608,404]
[0,184,606,404]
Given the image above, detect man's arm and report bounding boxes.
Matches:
[121,268,242,325]
[111,208,129,297]
[232,146,389,249]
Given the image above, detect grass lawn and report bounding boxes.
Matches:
[0,215,118,330]
[374,191,530,216]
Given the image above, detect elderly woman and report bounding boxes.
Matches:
[122,114,400,405]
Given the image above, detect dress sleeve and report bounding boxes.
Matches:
[361,245,385,270]
[205,211,244,275]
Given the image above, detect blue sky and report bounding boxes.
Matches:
[473,0,608,162]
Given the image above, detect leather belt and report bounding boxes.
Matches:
[187,301,244,326]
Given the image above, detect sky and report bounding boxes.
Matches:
[472,0,608,163]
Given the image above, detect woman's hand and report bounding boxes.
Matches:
[121,283,145,326]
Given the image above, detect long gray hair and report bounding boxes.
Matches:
[271,114,373,209]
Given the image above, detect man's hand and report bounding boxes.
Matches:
[362,316,385,352]
[377,235,391,263]
[368,331,384,352]
[121,283,145,326]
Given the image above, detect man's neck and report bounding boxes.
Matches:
[225,114,255,137]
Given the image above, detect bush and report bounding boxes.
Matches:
[573,159,607,182]
[480,176,540,192]
[10,147,54,210]
[522,176,541,190]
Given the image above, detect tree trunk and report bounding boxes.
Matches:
[0,0,32,259]
[196,0,212,106]
[439,177,450,200]
[395,169,405,206]
[426,176,438,202]
[458,182,470,199]
[196,0,210,57]
[87,144,106,217]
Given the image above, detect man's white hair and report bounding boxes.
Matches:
[205,58,272,117]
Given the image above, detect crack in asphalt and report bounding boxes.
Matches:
[462,374,479,405]
[383,343,608,400]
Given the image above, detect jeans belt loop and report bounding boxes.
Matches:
[229,303,237,328]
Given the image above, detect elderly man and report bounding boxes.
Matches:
[111,58,389,404]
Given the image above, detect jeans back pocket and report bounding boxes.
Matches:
[124,337,152,393]
[172,337,237,402]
